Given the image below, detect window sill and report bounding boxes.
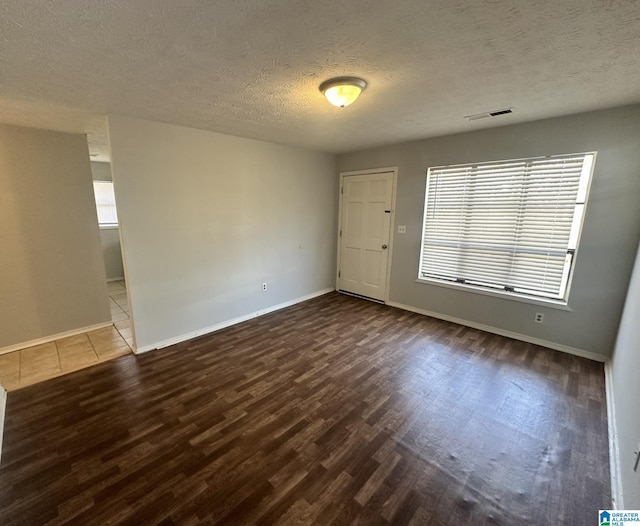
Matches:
[99,225,119,230]
[415,278,573,311]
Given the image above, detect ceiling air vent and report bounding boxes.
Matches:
[465,108,513,121]
[489,108,513,117]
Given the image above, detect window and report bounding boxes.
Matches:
[418,152,595,302]
[92,181,118,227]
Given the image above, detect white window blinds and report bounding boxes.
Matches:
[419,152,595,300]
[93,181,119,226]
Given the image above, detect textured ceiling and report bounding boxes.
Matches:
[1,0,639,160]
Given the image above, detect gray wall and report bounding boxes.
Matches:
[90,162,124,280]
[337,105,640,358]
[90,161,112,182]
[99,228,124,281]
[610,242,640,508]
[108,115,337,351]
[0,124,111,349]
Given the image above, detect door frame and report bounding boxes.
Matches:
[336,167,399,304]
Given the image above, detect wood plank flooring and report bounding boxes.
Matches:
[0,292,610,525]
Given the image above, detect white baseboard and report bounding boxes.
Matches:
[604,361,623,509]
[386,300,607,363]
[135,288,335,355]
[0,321,113,356]
[107,276,125,282]
[0,386,5,465]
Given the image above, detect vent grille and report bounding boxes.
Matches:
[465,108,513,121]
[489,109,512,117]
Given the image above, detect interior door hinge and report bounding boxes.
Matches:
[339,229,342,237]
[338,270,341,278]
[341,186,343,194]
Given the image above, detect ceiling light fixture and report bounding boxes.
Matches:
[319,77,367,108]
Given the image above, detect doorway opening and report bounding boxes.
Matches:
[91,162,133,349]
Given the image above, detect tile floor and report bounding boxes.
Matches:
[108,279,134,349]
[0,280,133,391]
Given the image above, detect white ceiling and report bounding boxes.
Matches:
[1,0,639,161]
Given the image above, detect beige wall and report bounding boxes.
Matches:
[108,115,337,351]
[0,124,111,349]
[337,105,640,358]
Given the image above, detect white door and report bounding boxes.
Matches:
[338,172,393,301]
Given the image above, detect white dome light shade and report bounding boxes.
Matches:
[319,77,367,107]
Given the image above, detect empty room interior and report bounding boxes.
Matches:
[0,1,639,524]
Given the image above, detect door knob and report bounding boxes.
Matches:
[382,244,388,249]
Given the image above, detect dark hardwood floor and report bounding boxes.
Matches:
[0,292,610,525]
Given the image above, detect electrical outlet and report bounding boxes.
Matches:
[397,225,407,234]
[534,313,544,323]
[262,282,267,292]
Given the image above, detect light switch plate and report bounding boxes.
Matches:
[398,225,407,234]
